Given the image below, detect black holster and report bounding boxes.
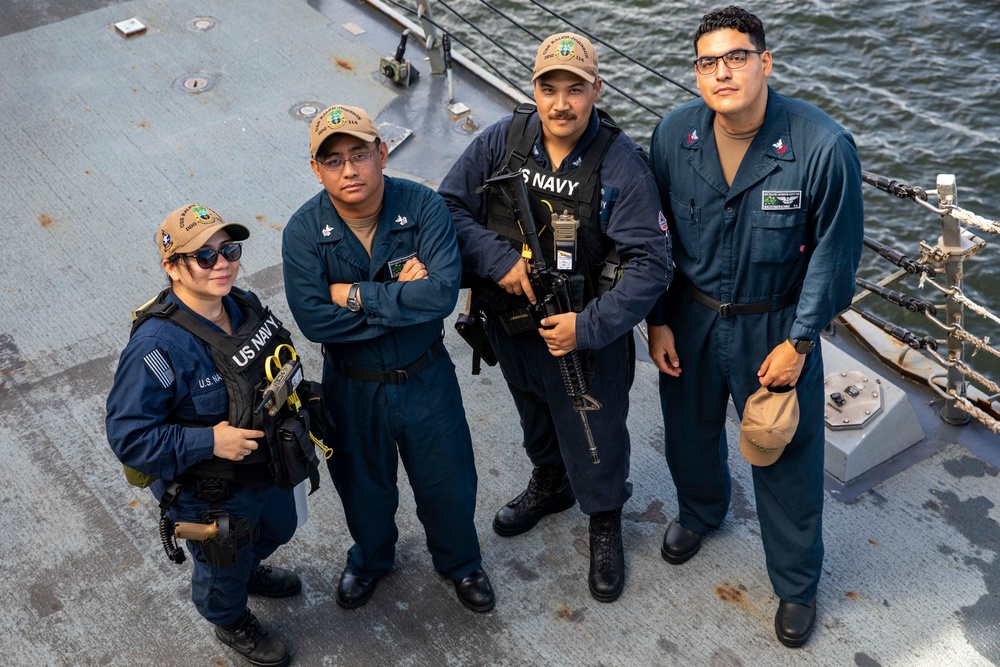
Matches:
[454,308,498,374]
[198,511,257,568]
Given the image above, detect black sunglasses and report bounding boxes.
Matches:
[179,243,243,269]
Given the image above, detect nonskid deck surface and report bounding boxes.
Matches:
[0,1,996,665]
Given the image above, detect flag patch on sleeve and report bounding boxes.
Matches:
[143,349,175,388]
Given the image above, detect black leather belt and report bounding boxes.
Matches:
[325,339,443,384]
[687,281,800,318]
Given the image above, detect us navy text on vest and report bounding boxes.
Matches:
[231,314,280,367]
[520,168,580,198]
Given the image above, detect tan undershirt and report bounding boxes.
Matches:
[341,207,382,257]
[714,116,761,187]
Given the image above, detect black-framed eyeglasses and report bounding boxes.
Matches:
[317,152,376,172]
[694,49,764,75]
[179,243,242,269]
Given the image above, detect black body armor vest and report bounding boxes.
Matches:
[131,287,294,485]
[483,103,620,312]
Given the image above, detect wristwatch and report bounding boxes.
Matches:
[788,337,815,354]
[346,283,362,312]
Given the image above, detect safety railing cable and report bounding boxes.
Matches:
[859,169,1000,428]
[518,0,701,100]
[435,0,535,92]
[384,0,698,118]
[457,0,669,117]
[474,0,544,41]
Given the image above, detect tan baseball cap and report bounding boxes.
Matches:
[739,385,800,467]
[155,204,249,260]
[532,32,599,83]
[309,104,381,158]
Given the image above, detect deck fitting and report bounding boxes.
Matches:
[186,17,219,32]
[173,74,216,94]
[289,102,325,120]
[113,18,146,38]
[455,116,480,134]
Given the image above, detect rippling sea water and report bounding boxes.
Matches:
[441,0,1000,376]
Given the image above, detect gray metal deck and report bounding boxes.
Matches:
[1,1,997,665]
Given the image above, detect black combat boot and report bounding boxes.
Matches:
[247,564,302,598]
[214,608,290,667]
[588,509,624,603]
[493,463,576,537]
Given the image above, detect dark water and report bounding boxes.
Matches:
[440,0,1000,377]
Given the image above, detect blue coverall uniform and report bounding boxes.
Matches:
[439,108,672,514]
[647,87,864,602]
[282,177,482,581]
[106,292,297,625]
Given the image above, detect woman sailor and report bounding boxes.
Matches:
[106,204,300,667]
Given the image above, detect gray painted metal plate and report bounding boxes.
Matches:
[824,370,884,429]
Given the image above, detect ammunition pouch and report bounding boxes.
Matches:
[269,411,321,495]
[497,306,537,338]
[198,511,258,568]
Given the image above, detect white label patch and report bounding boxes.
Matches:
[556,250,573,271]
[762,191,802,210]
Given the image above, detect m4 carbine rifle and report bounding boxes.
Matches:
[484,170,602,464]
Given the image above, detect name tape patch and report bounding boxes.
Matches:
[762,191,802,211]
[388,252,418,279]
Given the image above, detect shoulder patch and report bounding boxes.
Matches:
[143,349,175,388]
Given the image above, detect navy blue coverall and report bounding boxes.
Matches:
[106,292,297,626]
[439,108,672,514]
[647,87,864,602]
[282,177,482,581]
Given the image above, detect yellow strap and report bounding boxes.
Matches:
[265,355,281,382]
[272,343,297,362]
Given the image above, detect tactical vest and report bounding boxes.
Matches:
[130,287,294,486]
[484,103,620,312]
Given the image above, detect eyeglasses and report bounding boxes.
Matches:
[316,152,376,172]
[179,243,242,269]
[694,49,764,75]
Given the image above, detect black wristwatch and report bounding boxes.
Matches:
[788,337,815,354]
[346,283,362,312]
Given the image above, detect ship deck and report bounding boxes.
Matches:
[1,1,997,665]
